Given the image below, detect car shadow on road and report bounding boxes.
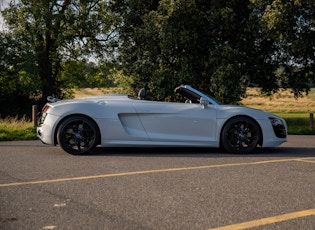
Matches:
[88,146,315,158]
[1,140,313,158]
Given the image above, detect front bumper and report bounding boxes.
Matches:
[257,117,287,147]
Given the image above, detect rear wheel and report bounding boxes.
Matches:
[221,116,260,154]
[57,116,99,155]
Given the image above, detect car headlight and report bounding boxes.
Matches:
[269,117,287,138]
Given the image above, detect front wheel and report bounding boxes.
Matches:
[57,116,99,155]
[221,116,260,154]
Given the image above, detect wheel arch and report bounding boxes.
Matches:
[219,115,263,148]
[54,114,101,146]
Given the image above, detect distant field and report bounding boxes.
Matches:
[73,88,126,98]
[242,88,315,113]
[241,88,315,134]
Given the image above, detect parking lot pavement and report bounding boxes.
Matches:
[0,135,315,229]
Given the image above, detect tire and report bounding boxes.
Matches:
[57,116,99,155]
[221,116,260,154]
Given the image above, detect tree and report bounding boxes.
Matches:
[113,0,314,103]
[0,32,37,117]
[113,0,262,103]
[1,0,314,118]
[1,0,119,115]
[251,0,315,96]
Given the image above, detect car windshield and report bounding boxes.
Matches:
[197,89,222,105]
[174,85,222,105]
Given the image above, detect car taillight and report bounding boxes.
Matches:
[42,104,51,113]
[40,105,51,124]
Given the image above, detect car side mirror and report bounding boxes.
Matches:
[200,97,209,109]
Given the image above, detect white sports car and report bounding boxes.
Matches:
[37,85,287,155]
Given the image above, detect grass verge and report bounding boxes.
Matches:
[275,112,315,135]
[0,116,37,141]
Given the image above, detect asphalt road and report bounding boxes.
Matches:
[0,135,315,230]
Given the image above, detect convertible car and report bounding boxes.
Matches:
[37,85,287,155]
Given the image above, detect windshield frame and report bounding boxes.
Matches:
[174,85,221,105]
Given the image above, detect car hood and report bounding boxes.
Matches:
[215,104,280,119]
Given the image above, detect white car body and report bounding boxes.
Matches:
[37,85,287,154]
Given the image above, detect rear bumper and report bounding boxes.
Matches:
[37,125,54,145]
[37,113,60,145]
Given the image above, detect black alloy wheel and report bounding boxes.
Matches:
[57,116,99,155]
[221,116,260,154]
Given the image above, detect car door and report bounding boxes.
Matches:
[99,100,150,142]
[133,100,217,144]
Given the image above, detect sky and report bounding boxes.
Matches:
[0,0,10,29]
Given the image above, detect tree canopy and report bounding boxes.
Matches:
[0,0,314,117]
[114,0,315,103]
[0,0,118,116]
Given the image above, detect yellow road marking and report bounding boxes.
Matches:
[294,158,315,164]
[1,157,314,187]
[209,208,315,230]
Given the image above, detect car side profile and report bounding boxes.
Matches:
[37,85,287,155]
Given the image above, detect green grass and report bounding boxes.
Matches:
[0,116,37,141]
[275,112,315,135]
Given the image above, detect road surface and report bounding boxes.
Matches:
[1,135,315,229]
